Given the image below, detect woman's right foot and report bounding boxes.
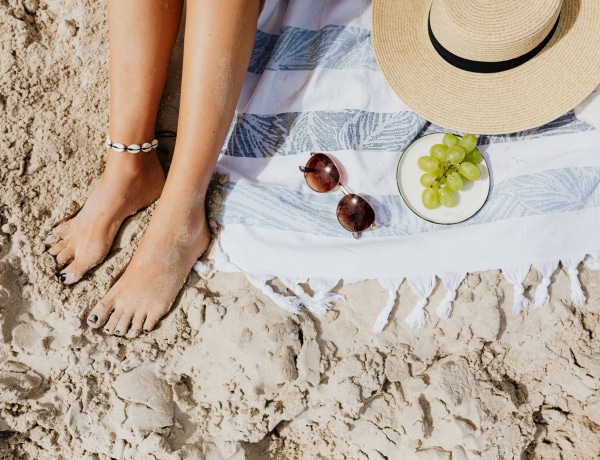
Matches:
[49,147,166,284]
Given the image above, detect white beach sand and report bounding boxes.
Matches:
[1,1,600,458]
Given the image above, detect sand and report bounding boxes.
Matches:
[2,1,600,459]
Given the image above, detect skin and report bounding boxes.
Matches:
[49,0,261,336]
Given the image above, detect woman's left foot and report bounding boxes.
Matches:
[86,192,211,335]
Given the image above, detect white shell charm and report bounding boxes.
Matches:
[127,144,141,154]
[141,142,152,153]
[111,143,126,153]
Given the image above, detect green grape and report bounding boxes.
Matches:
[420,172,438,187]
[417,156,440,172]
[459,161,481,180]
[464,148,483,164]
[446,171,463,191]
[443,133,459,147]
[429,144,448,162]
[422,187,439,209]
[439,186,456,207]
[446,145,466,164]
[417,134,482,213]
[458,133,477,153]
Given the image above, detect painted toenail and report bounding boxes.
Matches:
[143,329,149,333]
[114,330,121,335]
[57,273,67,283]
[105,327,111,333]
[88,314,98,324]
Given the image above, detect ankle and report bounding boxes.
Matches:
[104,148,164,179]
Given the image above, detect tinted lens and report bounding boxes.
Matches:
[336,194,376,233]
[303,153,340,192]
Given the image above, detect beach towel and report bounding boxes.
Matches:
[194,0,600,332]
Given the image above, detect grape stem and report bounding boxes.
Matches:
[430,162,457,188]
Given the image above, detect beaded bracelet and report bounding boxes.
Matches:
[106,136,159,154]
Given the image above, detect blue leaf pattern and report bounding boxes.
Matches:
[225,110,426,158]
[221,167,600,237]
[265,25,376,72]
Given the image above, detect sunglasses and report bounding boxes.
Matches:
[299,152,376,238]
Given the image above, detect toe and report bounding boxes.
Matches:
[130,312,147,336]
[55,247,75,267]
[56,268,83,285]
[142,312,163,334]
[86,302,113,329]
[114,312,135,336]
[58,251,104,285]
[56,268,84,284]
[48,240,67,256]
[52,222,70,238]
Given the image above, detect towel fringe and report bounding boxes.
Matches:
[246,274,302,314]
[405,298,430,329]
[193,241,229,279]
[372,278,404,334]
[562,258,586,306]
[404,276,436,329]
[584,252,600,270]
[436,272,466,319]
[193,260,212,279]
[280,278,343,317]
[501,266,530,315]
[308,278,345,315]
[202,242,600,329]
[533,260,558,309]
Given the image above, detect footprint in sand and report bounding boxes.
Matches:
[0,360,44,403]
[113,366,174,433]
[0,260,23,344]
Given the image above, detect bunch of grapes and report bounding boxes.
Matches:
[417,133,482,209]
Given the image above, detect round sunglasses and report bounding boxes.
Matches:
[299,152,376,238]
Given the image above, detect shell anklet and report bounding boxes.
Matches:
[106,136,158,154]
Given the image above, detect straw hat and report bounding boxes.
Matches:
[372,0,600,134]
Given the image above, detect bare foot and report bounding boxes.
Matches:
[85,190,211,335]
[49,149,166,284]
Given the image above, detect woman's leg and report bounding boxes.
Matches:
[49,0,184,284]
[86,0,262,335]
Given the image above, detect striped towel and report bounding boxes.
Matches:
[194,0,600,332]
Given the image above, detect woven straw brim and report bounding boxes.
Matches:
[372,0,600,134]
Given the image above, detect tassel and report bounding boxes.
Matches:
[280,278,343,317]
[404,276,436,329]
[192,260,212,278]
[246,274,302,314]
[193,240,229,279]
[533,260,558,309]
[308,278,345,315]
[501,266,530,315]
[562,258,586,306]
[372,278,403,334]
[405,298,430,329]
[435,272,466,319]
[584,252,600,270]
